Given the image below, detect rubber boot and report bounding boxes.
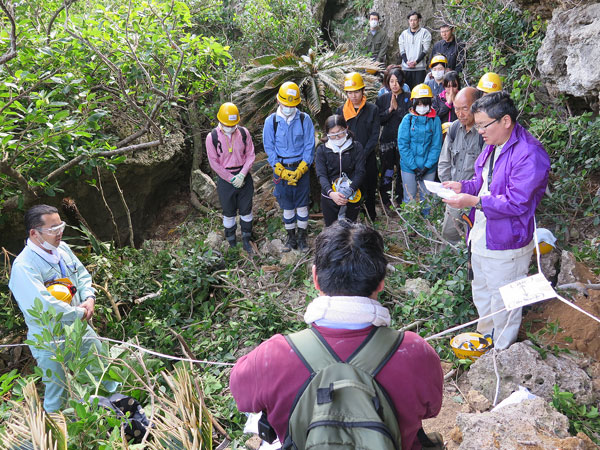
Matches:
[283,229,297,252]
[297,228,308,252]
[240,220,254,255]
[224,225,237,247]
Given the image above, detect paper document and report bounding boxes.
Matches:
[499,273,556,311]
[423,180,458,199]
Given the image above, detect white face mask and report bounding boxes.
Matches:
[40,237,58,251]
[221,124,237,135]
[329,136,347,148]
[369,20,379,29]
[416,105,430,115]
[432,69,444,81]
[280,106,296,117]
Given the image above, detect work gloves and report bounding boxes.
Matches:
[231,173,245,188]
[274,161,309,186]
[414,167,431,182]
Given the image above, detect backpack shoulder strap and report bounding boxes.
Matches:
[210,129,222,154]
[347,327,404,376]
[239,127,248,154]
[272,114,278,138]
[299,111,305,128]
[285,327,341,374]
[449,120,460,142]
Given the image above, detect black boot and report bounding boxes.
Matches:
[224,225,237,247]
[297,228,308,252]
[240,220,254,255]
[283,229,297,252]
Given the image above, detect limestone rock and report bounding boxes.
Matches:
[540,248,560,281]
[191,169,220,207]
[281,250,303,266]
[467,342,595,405]
[261,238,286,256]
[466,389,491,412]
[401,278,431,296]
[558,250,578,285]
[538,3,600,107]
[455,397,581,449]
[205,231,224,250]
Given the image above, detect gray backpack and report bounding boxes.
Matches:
[282,326,405,450]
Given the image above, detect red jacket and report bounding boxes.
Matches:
[230,325,443,449]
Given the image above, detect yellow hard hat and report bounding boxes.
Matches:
[429,54,448,68]
[410,83,433,100]
[277,81,301,106]
[217,102,240,126]
[477,72,502,93]
[533,228,557,255]
[343,72,365,91]
[442,122,451,134]
[450,332,493,361]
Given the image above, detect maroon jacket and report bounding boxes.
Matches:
[230,325,444,449]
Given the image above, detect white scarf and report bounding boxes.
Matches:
[325,137,353,154]
[304,295,391,327]
[26,238,67,265]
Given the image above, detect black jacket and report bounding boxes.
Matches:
[431,38,466,73]
[336,102,380,156]
[376,92,411,144]
[432,93,457,125]
[315,140,366,196]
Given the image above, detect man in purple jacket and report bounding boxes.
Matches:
[443,91,550,349]
[230,220,444,449]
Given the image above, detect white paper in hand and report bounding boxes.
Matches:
[423,180,457,199]
[499,273,556,311]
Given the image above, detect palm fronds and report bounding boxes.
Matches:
[235,46,383,131]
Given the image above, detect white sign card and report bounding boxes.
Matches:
[499,273,556,311]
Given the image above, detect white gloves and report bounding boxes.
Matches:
[231,173,245,188]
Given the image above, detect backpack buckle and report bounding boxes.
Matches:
[317,383,334,404]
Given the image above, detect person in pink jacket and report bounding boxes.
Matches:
[206,102,256,254]
[230,220,444,449]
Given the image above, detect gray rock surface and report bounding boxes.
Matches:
[190,169,220,208]
[401,278,432,296]
[557,250,578,285]
[260,238,286,256]
[467,342,595,405]
[454,397,573,449]
[540,248,560,281]
[205,231,224,251]
[538,3,600,106]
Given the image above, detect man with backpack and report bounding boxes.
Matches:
[206,102,256,254]
[230,220,444,449]
[437,87,484,243]
[263,81,315,252]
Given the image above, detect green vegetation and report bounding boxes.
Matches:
[552,386,600,445]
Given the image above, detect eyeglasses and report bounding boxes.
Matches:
[474,118,500,131]
[327,131,347,139]
[37,221,66,235]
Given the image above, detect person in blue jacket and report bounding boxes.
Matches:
[8,205,117,412]
[263,81,315,252]
[397,83,443,212]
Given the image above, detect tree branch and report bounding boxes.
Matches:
[46,0,76,43]
[0,1,17,65]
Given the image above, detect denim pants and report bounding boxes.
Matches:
[401,170,436,204]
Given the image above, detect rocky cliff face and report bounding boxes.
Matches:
[537,2,600,111]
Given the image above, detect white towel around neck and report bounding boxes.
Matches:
[304,295,391,327]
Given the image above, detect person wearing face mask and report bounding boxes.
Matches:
[336,72,380,221]
[263,81,316,252]
[425,54,447,98]
[364,11,388,64]
[432,71,461,125]
[206,102,256,254]
[315,115,366,226]
[376,68,411,208]
[397,84,442,212]
[8,205,118,412]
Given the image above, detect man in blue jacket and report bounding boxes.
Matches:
[9,205,117,411]
[443,92,550,349]
[263,81,315,252]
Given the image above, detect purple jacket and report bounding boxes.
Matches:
[461,122,550,250]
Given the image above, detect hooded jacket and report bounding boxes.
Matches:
[315,139,366,196]
[461,122,550,250]
[397,109,443,173]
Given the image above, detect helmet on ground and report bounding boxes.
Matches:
[217,102,240,126]
[277,82,301,106]
[450,332,493,361]
[410,83,433,100]
[429,54,448,68]
[442,122,452,134]
[477,72,502,93]
[534,228,557,255]
[46,278,77,304]
[343,72,365,91]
